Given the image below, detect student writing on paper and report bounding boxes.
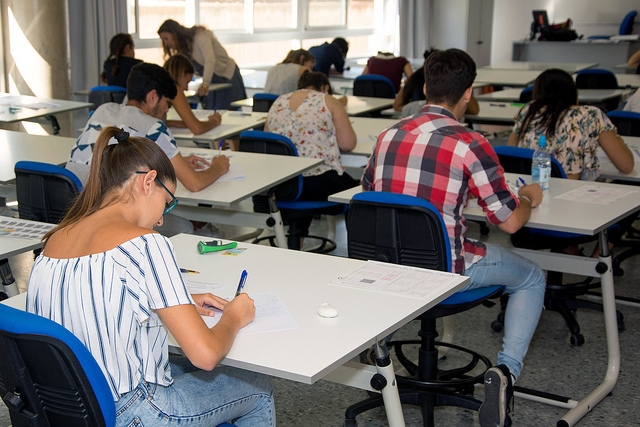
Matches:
[28,127,275,427]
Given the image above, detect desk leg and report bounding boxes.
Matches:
[559,230,620,427]
[372,342,405,427]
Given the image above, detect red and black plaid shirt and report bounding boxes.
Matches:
[362,105,518,274]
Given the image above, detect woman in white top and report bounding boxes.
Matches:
[158,19,246,110]
[163,53,222,135]
[264,49,315,95]
[27,126,275,426]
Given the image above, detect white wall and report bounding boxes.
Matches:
[490,0,640,64]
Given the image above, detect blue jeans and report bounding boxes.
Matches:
[463,243,545,380]
[115,356,275,427]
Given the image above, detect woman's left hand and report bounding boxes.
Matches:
[184,154,211,170]
[192,293,228,317]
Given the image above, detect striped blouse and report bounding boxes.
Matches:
[26,233,194,400]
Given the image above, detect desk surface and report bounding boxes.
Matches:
[0,216,53,258]
[230,96,394,117]
[483,61,597,73]
[329,174,640,235]
[175,148,322,208]
[168,109,267,142]
[599,136,640,181]
[474,69,542,87]
[615,73,640,88]
[0,130,76,183]
[0,93,92,123]
[476,88,625,103]
[167,233,469,384]
[463,101,521,126]
[349,117,398,156]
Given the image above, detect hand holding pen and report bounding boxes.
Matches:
[235,270,248,297]
[217,139,224,157]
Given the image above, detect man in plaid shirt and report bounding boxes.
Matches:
[362,49,545,427]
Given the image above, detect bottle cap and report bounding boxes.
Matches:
[538,135,547,148]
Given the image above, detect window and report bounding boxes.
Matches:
[129,0,395,68]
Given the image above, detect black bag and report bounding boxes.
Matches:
[538,18,578,41]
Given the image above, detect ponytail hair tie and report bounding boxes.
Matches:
[109,128,130,145]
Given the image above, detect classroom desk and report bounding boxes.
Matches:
[482,61,597,73]
[167,109,268,146]
[167,233,470,426]
[328,175,640,426]
[476,88,626,105]
[171,148,322,248]
[0,93,92,135]
[230,95,394,117]
[348,117,398,156]
[614,73,640,88]
[463,101,521,127]
[0,216,54,297]
[474,69,542,87]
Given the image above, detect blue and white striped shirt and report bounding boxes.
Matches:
[26,233,194,400]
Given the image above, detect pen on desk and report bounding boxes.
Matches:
[489,103,506,107]
[218,139,224,157]
[180,268,200,274]
[214,104,219,114]
[235,270,248,297]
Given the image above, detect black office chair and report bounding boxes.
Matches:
[607,110,640,136]
[88,85,126,115]
[344,191,504,427]
[493,146,624,345]
[353,75,396,99]
[252,93,279,112]
[0,303,116,427]
[238,130,347,252]
[14,161,82,224]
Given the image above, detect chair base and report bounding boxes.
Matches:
[252,234,337,253]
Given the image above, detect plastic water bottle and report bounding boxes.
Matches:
[531,135,551,191]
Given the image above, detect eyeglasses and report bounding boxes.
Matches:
[135,171,178,215]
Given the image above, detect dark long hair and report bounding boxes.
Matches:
[401,48,436,106]
[43,127,176,244]
[158,19,206,59]
[517,68,578,140]
[101,33,134,81]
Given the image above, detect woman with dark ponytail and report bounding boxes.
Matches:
[28,126,275,427]
[101,33,142,87]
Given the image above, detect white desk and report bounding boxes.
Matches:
[0,93,92,135]
[172,148,322,248]
[328,176,640,426]
[476,88,625,105]
[614,73,640,88]
[483,61,597,73]
[463,101,521,127]
[168,233,470,425]
[474,69,542,87]
[168,109,267,145]
[230,96,394,117]
[348,117,398,156]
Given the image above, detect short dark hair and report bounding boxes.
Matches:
[424,48,476,106]
[297,70,333,94]
[126,62,178,102]
[332,37,349,56]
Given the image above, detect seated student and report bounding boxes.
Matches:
[264,71,358,239]
[362,51,413,93]
[393,48,479,117]
[309,38,349,76]
[67,62,230,236]
[264,49,315,95]
[28,126,275,427]
[163,53,222,135]
[101,33,142,88]
[508,68,634,180]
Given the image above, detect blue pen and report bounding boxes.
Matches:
[218,139,224,157]
[235,270,248,297]
[518,177,527,187]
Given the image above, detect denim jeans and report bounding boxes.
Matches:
[115,356,275,427]
[463,243,545,380]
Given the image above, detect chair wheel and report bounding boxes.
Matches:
[491,319,503,332]
[570,333,585,346]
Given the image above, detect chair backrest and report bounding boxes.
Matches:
[252,93,279,112]
[619,10,637,35]
[238,130,302,203]
[0,303,115,427]
[347,191,451,272]
[607,109,640,136]
[353,75,396,99]
[493,145,567,178]
[575,68,618,89]
[519,86,533,103]
[88,85,127,111]
[14,161,82,224]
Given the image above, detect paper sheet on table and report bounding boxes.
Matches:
[179,150,246,181]
[201,292,298,336]
[0,218,54,239]
[182,277,229,294]
[554,185,638,205]
[329,260,463,299]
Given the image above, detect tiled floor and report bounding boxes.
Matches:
[2,215,640,426]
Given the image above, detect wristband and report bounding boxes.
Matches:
[519,195,532,206]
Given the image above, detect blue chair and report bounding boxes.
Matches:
[607,109,640,136]
[252,93,279,112]
[519,85,533,103]
[494,146,624,345]
[88,85,127,115]
[238,130,347,252]
[353,74,396,99]
[0,303,116,426]
[343,191,504,427]
[14,161,82,224]
[575,68,619,90]
[588,10,637,39]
